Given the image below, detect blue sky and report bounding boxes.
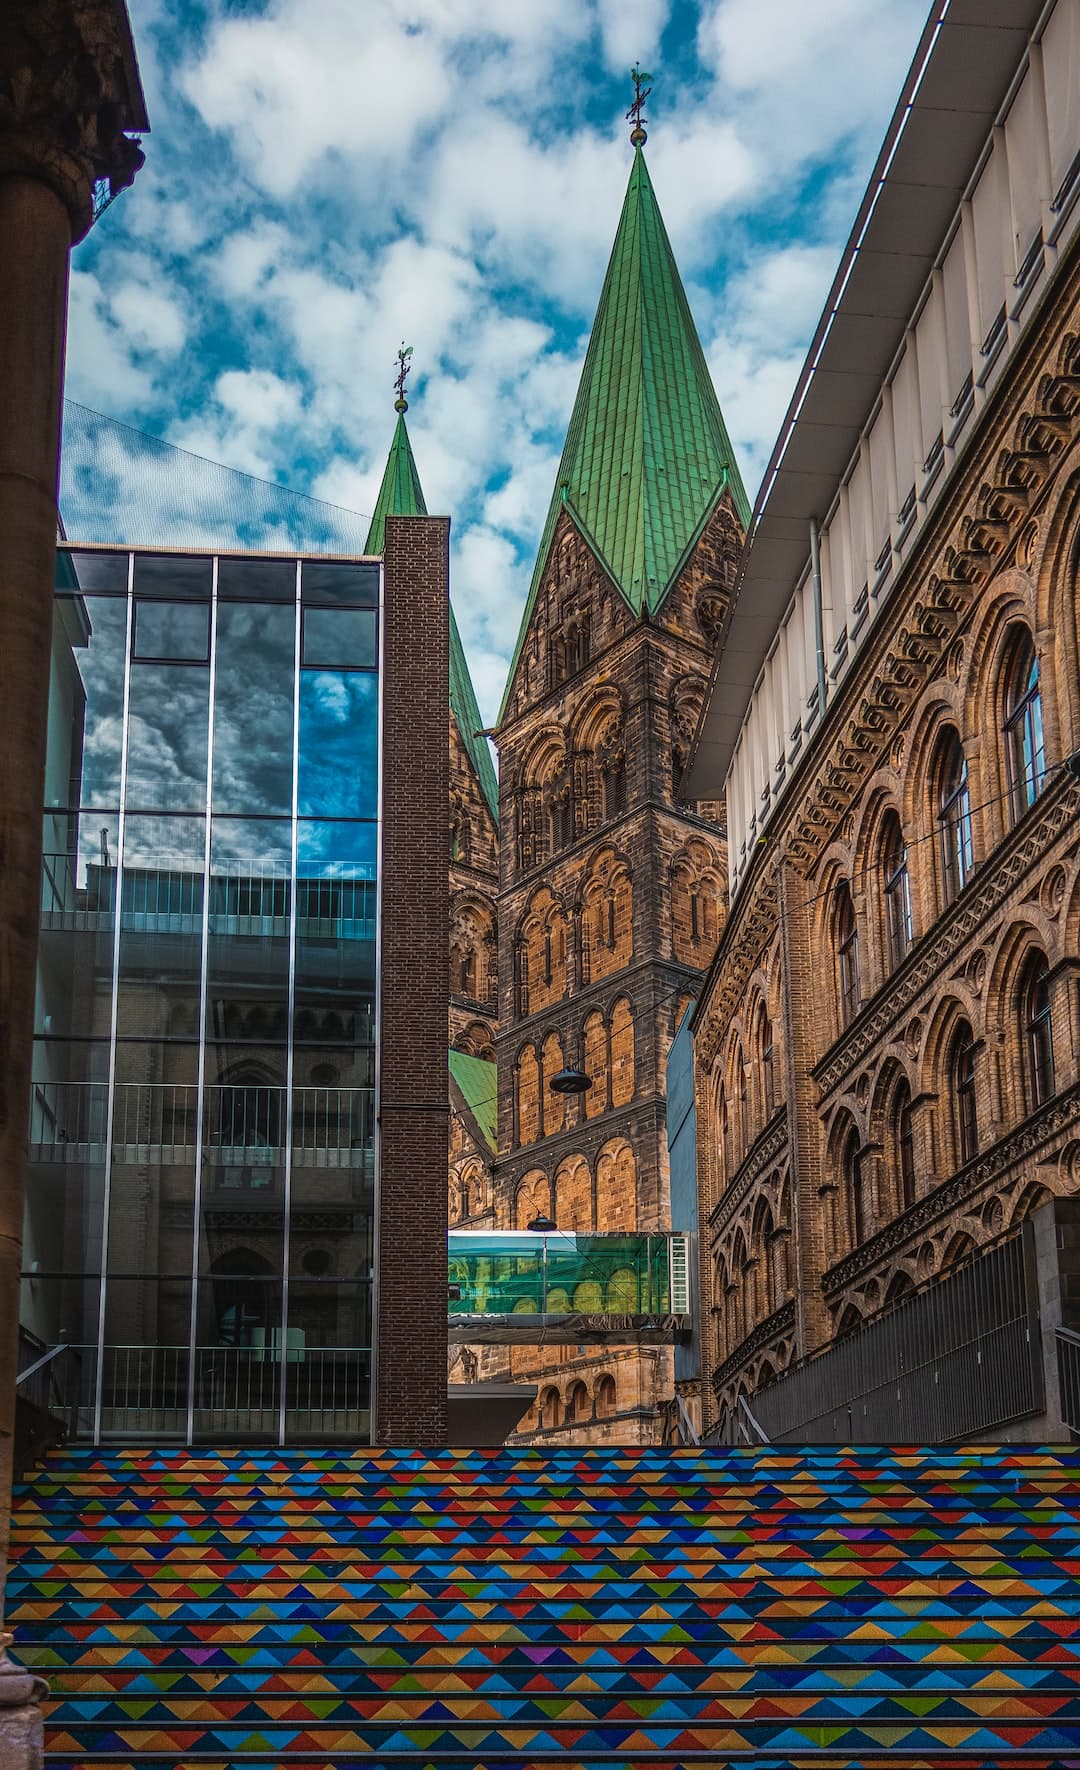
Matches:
[65,0,929,723]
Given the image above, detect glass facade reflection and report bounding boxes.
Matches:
[24,548,381,1444]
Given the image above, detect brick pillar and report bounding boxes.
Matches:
[777,853,829,1353]
[376,515,450,1444]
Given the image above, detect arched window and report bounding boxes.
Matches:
[937,728,974,901]
[950,1019,978,1164]
[1003,629,1046,821]
[758,1007,776,1120]
[844,1129,870,1247]
[894,1080,916,1211]
[835,883,859,1028]
[1021,951,1055,1110]
[882,811,913,969]
[595,1373,617,1418]
[567,1380,591,1423]
[539,1387,561,1430]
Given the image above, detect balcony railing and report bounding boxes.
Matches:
[29,1081,374,1169]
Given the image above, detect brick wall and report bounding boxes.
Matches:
[377,514,450,1444]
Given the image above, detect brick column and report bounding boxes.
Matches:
[777,853,830,1353]
[376,515,450,1443]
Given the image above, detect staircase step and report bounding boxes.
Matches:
[8,1445,1079,1768]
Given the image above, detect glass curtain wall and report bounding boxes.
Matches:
[25,548,379,1444]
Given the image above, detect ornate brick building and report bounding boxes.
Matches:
[489,142,747,1442]
[684,2,1080,1440]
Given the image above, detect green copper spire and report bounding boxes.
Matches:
[450,602,499,824]
[364,360,498,823]
[364,410,427,555]
[500,143,749,716]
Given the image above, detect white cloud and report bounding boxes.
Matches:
[596,0,670,75]
[169,368,306,479]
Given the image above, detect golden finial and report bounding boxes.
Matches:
[627,65,652,147]
[394,342,413,413]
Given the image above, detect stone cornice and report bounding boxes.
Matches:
[813,774,1080,1097]
[710,1298,796,1393]
[708,1106,789,1236]
[0,0,148,240]
[822,1080,1080,1294]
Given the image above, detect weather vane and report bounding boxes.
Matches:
[394,342,414,413]
[627,64,652,147]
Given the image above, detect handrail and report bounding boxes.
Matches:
[738,1392,771,1444]
[1056,1325,1080,1347]
[16,1343,69,1388]
[676,1391,701,1446]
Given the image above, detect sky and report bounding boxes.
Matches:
[64,0,930,724]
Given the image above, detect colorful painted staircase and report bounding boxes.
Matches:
[7,1444,1080,1768]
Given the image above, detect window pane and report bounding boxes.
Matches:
[133,601,210,663]
[213,601,295,815]
[117,816,205,1044]
[301,607,376,669]
[297,671,378,817]
[133,554,212,599]
[301,561,379,605]
[57,549,128,595]
[206,819,292,1043]
[218,557,296,602]
[126,663,210,811]
[295,823,377,1032]
[47,595,128,809]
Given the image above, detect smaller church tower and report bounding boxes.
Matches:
[365,352,501,1240]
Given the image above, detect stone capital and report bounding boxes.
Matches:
[0,0,149,242]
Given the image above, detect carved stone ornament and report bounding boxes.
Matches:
[966,949,987,992]
[905,1018,923,1055]
[0,1,148,240]
[947,639,965,683]
[1019,521,1039,571]
[1041,865,1068,917]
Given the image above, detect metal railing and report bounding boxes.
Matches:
[95,1343,371,1440]
[1057,1327,1080,1438]
[28,1080,374,1162]
[39,859,376,933]
[747,1225,1043,1444]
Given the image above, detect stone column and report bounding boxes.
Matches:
[777,852,830,1353]
[0,7,147,1763]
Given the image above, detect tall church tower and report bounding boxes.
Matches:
[493,127,749,1442]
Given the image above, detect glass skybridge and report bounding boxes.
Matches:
[448,1230,693,1344]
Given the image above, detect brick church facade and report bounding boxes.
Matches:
[368,138,751,1442]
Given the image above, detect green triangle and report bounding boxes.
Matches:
[364,411,428,554]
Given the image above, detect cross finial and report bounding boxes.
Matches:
[627,65,652,147]
[394,342,414,413]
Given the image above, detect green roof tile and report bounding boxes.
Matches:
[363,411,427,554]
[366,409,498,823]
[448,1049,497,1154]
[500,146,749,719]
